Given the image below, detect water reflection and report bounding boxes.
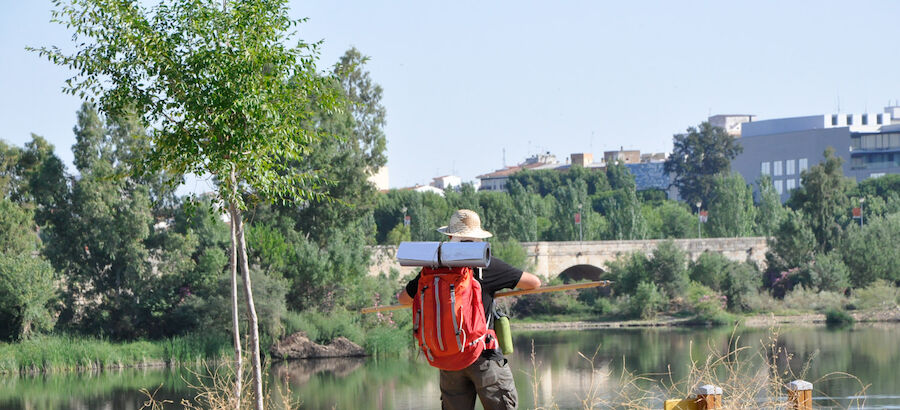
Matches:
[2,325,899,409]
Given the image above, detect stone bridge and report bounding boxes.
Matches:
[368,237,768,279]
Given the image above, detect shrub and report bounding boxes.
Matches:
[841,214,900,287]
[0,254,56,341]
[801,252,850,293]
[850,280,900,310]
[782,286,847,312]
[689,252,730,291]
[721,262,761,312]
[743,291,781,314]
[684,282,726,318]
[607,252,651,296]
[824,308,855,326]
[624,281,666,319]
[490,238,531,271]
[649,241,689,298]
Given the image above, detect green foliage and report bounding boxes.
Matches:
[840,213,900,287]
[689,252,730,291]
[37,0,339,208]
[787,148,855,253]
[801,252,850,293]
[664,122,743,206]
[683,282,726,318]
[385,223,411,245]
[607,252,651,296]
[0,254,57,340]
[754,175,786,237]
[0,199,39,255]
[850,280,900,310]
[642,200,695,239]
[490,239,531,271]
[624,281,667,319]
[721,262,761,312]
[0,333,232,374]
[782,287,846,312]
[765,210,817,273]
[824,308,855,326]
[648,240,689,298]
[595,162,645,240]
[707,172,756,237]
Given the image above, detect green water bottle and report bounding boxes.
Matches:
[495,315,513,355]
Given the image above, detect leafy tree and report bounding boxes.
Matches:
[625,281,667,319]
[787,148,855,253]
[37,1,340,403]
[505,180,549,242]
[648,240,689,298]
[596,161,645,240]
[801,253,850,293]
[0,199,40,255]
[707,172,756,237]
[765,210,816,274]
[841,213,900,287]
[508,169,562,197]
[385,223,411,245]
[754,175,785,237]
[690,251,731,291]
[721,262,761,312]
[642,200,695,239]
[607,252,651,296]
[0,254,56,340]
[0,140,21,199]
[664,122,743,206]
[549,179,602,241]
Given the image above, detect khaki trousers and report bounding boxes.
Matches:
[439,356,518,410]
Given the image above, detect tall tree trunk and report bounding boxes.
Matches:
[234,206,264,410]
[228,194,243,408]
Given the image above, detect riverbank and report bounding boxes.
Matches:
[511,306,900,331]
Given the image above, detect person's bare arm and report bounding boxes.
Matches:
[515,272,541,290]
[397,290,413,305]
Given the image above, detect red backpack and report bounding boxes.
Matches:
[412,266,489,370]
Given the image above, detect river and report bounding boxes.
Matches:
[2,324,898,409]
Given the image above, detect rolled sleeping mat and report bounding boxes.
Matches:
[396,241,491,267]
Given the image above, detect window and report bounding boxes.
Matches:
[773,161,783,176]
[891,133,900,148]
[774,180,783,195]
[862,114,868,125]
[799,158,808,172]
[786,179,796,191]
[831,115,838,126]
[786,159,795,175]
[761,161,771,175]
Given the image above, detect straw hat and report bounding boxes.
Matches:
[436,209,493,239]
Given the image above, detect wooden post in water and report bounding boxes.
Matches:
[694,385,722,409]
[788,380,813,410]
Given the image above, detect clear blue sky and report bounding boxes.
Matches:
[2,1,899,189]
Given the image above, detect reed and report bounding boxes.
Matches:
[0,333,232,374]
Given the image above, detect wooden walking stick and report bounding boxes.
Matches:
[360,280,612,314]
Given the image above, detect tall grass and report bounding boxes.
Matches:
[0,333,232,374]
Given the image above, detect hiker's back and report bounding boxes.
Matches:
[412,266,488,371]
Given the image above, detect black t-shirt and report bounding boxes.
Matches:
[404,257,523,329]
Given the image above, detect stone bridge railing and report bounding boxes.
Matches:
[367,237,768,279]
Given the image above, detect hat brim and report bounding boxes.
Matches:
[436,226,493,239]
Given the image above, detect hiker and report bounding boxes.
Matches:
[397,209,541,410]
